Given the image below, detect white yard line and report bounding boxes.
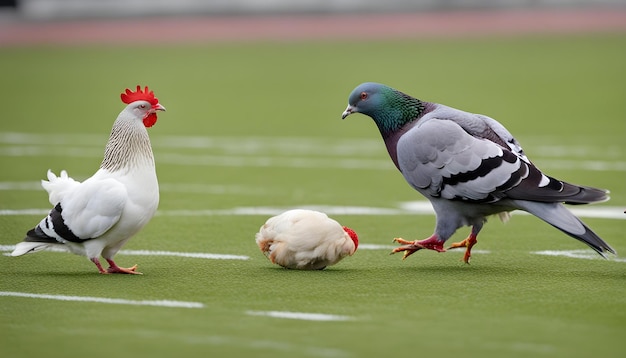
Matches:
[246,310,354,322]
[532,249,626,262]
[3,145,624,171]
[0,245,249,260]
[118,249,249,260]
[0,291,204,308]
[1,131,624,171]
[2,203,623,220]
[0,181,264,196]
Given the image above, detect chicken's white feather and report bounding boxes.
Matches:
[41,169,80,206]
[11,86,165,274]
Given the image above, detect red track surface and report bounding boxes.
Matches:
[1,8,625,46]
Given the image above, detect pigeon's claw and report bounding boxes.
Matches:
[390,238,424,260]
[392,237,416,246]
[391,235,445,260]
[448,234,478,264]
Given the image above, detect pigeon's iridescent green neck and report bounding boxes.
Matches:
[372,88,426,136]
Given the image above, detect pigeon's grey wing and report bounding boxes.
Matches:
[434,106,528,161]
[441,109,608,204]
[397,118,525,203]
[396,117,607,204]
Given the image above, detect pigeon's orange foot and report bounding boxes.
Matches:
[391,235,445,260]
[447,235,478,264]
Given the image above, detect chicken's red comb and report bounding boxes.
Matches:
[120,85,159,106]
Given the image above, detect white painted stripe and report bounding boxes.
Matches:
[0,181,264,196]
[400,202,626,220]
[548,207,626,220]
[532,250,626,262]
[158,205,404,217]
[4,144,624,171]
[358,244,399,250]
[535,159,626,172]
[2,243,489,255]
[118,249,249,261]
[2,132,624,171]
[0,131,382,156]
[0,182,42,190]
[246,310,353,321]
[0,146,391,170]
[0,291,204,308]
[1,203,623,220]
[157,153,393,170]
[0,245,249,260]
[0,209,50,216]
[159,183,263,195]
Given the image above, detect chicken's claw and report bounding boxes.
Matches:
[106,264,142,274]
[102,258,142,274]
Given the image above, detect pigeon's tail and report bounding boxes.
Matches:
[514,200,616,257]
[562,184,609,205]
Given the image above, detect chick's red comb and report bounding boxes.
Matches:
[120,85,159,106]
[342,226,359,249]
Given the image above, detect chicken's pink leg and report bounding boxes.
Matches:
[91,257,141,274]
[106,258,141,274]
[91,257,108,274]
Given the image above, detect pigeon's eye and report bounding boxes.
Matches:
[360,92,368,100]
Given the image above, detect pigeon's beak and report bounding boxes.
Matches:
[341,105,355,119]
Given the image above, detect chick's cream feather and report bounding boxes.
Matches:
[255,209,358,270]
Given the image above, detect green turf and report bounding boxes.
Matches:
[1,34,625,358]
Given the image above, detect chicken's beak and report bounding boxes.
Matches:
[341,105,355,119]
[153,104,166,112]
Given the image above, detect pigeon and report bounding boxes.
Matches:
[255,209,359,270]
[341,82,614,263]
[11,86,165,274]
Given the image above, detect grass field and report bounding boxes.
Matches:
[1,33,625,358]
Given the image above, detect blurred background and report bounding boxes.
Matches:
[0,0,625,19]
[1,2,625,358]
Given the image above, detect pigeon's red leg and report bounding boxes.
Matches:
[448,232,478,264]
[391,234,445,260]
[104,259,142,275]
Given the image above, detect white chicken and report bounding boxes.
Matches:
[11,86,165,274]
[255,209,359,270]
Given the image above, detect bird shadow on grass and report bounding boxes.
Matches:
[255,265,355,273]
[12,271,129,277]
[391,260,626,281]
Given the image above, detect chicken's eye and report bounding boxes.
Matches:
[360,92,368,100]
